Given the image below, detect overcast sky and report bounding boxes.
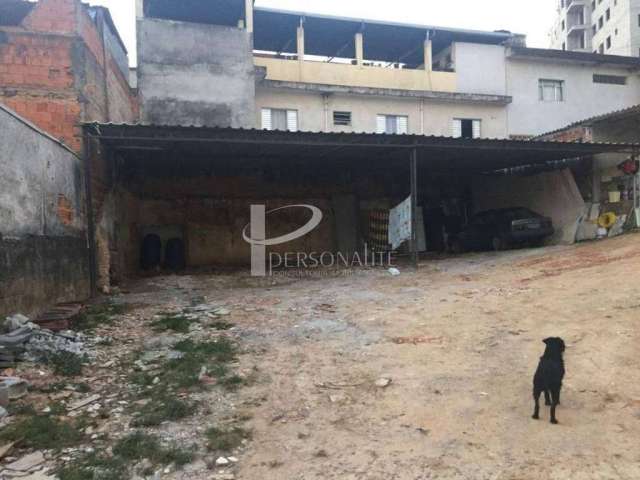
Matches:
[88,0,559,66]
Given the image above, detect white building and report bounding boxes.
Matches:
[137,2,640,138]
[551,0,640,56]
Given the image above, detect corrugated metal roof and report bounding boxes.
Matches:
[84,122,639,174]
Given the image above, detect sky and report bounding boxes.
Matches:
[88,0,559,66]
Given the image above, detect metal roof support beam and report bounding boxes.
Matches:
[410,147,419,267]
[297,17,305,62]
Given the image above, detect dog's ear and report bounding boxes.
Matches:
[543,338,552,345]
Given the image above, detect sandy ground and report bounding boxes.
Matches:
[126,234,640,480]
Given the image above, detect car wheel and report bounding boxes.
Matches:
[492,236,506,251]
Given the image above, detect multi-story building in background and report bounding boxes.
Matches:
[137,0,640,139]
[551,0,640,56]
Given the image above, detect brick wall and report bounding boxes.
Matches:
[0,0,138,153]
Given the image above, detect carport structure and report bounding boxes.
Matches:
[84,123,638,289]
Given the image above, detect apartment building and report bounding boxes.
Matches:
[136,0,640,139]
[551,0,640,56]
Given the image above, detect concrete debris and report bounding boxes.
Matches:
[0,377,28,400]
[0,406,7,418]
[4,314,30,332]
[0,442,14,460]
[216,457,230,466]
[388,268,401,276]
[5,451,45,471]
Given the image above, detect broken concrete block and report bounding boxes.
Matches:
[5,451,45,471]
[68,394,101,411]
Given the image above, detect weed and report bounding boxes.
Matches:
[74,302,128,332]
[113,432,194,467]
[151,313,195,333]
[49,351,85,377]
[160,338,238,389]
[0,415,83,450]
[74,382,92,393]
[210,321,234,331]
[58,453,128,480]
[131,396,193,427]
[219,375,244,391]
[205,426,251,452]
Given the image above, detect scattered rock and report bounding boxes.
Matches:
[374,378,392,388]
[0,442,14,460]
[388,268,401,276]
[216,457,230,466]
[0,377,29,400]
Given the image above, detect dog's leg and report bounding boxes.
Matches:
[544,390,551,406]
[532,388,542,420]
[550,388,560,424]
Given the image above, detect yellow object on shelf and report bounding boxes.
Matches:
[608,191,621,203]
[598,212,617,229]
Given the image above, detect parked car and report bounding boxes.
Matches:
[452,207,554,252]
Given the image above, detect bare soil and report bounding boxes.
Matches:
[200,234,640,480]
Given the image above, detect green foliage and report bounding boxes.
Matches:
[131,396,193,427]
[0,415,83,450]
[205,426,251,452]
[49,351,85,377]
[151,314,195,333]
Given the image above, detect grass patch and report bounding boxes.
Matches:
[113,432,194,467]
[159,338,238,389]
[210,321,234,331]
[205,426,251,452]
[131,396,193,427]
[74,302,128,332]
[49,351,85,377]
[151,313,195,333]
[0,415,83,450]
[58,454,128,480]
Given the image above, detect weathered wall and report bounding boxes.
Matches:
[455,43,507,96]
[472,169,585,244]
[137,17,255,127]
[110,164,408,277]
[0,105,89,317]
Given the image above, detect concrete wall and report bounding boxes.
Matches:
[0,105,90,317]
[506,58,640,136]
[254,56,457,93]
[255,87,508,137]
[455,43,507,96]
[137,17,255,127]
[472,169,585,244]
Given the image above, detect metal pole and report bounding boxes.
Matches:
[410,147,419,267]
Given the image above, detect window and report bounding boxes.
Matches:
[333,111,352,126]
[376,115,408,134]
[592,24,597,35]
[638,14,640,27]
[599,16,604,28]
[606,36,612,49]
[539,79,564,102]
[606,8,611,20]
[593,74,627,85]
[562,20,566,31]
[562,42,566,51]
[261,108,298,131]
[599,43,605,53]
[591,0,595,8]
[452,119,481,139]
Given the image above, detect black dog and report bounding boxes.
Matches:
[532,337,566,424]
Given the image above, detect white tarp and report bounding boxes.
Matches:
[388,196,412,250]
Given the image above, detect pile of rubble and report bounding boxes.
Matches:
[0,313,89,367]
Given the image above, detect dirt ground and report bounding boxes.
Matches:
[107,233,640,480]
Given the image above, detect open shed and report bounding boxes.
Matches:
[83,123,638,288]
